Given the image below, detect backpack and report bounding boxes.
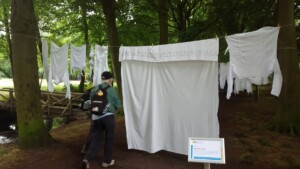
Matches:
[80,88,92,110]
[90,85,111,115]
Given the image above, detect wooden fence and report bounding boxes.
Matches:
[0,88,83,117]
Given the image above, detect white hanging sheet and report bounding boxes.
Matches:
[225,27,282,99]
[234,78,253,94]
[48,42,71,99]
[70,44,86,74]
[120,38,219,155]
[93,45,109,86]
[219,62,229,89]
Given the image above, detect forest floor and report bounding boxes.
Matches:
[0,92,300,169]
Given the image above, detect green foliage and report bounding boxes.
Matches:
[1,0,298,69]
[51,117,65,129]
[0,0,299,86]
[0,52,11,78]
[117,0,160,45]
[0,0,12,78]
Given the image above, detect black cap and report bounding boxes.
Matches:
[101,71,114,80]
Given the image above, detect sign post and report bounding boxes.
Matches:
[204,163,210,169]
[188,137,226,168]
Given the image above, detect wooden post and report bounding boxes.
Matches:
[47,95,51,116]
[69,97,73,116]
[9,89,13,112]
[255,85,259,102]
[204,163,210,169]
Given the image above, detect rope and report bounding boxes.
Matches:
[9,23,297,46]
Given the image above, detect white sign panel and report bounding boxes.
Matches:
[188,137,225,164]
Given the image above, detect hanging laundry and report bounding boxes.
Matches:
[89,45,95,78]
[219,62,229,89]
[93,45,109,86]
[70,44,86,74]
[119,39,219,155]
[42,39,49,81]
[225,27,282,99]
[48,42,71,99]
[234,78,253,94]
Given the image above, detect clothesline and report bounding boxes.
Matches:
[92,23,297,47]
[278,47,297,49]
[10,33,37,39]
[9,23,297,44]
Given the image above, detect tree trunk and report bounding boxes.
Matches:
[3,5,14,77]
[146,0,168,44]
[100,0,122,98]
[79,3,89,92]
[158,0,168,44]
[169,0,193,42]
[272,0,300,134]
[11,0,51,148]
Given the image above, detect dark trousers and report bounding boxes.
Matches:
[84,115,115,163]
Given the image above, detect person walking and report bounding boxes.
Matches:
[81,71,122,169]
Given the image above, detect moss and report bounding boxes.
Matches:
[17,119,52,148]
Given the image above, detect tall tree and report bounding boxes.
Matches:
[158,0,168,44]
[169,0,202,42]
[78,1,89,92]
[117,0,160,45]
[147,0,169,44]
[272,0,300,134]
[100,0,122,98]
[11,0,51,148]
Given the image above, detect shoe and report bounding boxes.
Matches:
[102,159,115,167]
[81,159,89,169]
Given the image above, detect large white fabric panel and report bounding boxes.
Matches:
[120,39,220,155]
[121,60,219,155]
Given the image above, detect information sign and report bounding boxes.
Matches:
[188,137,225,164]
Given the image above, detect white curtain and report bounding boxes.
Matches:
[70,44,86,74]
[93,45,109,86]
[48,42,71,99]
[120,39,219,155]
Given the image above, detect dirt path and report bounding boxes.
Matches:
[0,94,299,169]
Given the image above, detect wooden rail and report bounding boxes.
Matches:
[0,88,83,117]
[0,88,15,112]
